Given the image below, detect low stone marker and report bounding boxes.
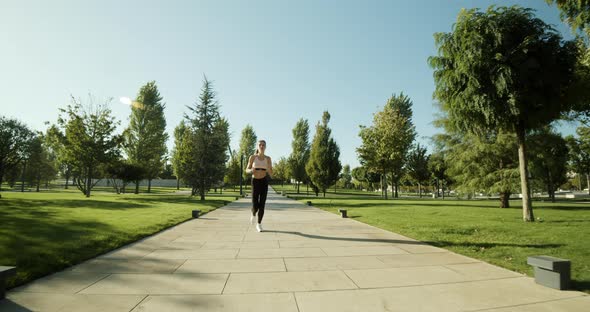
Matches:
[0,266,16,299]
[192,210,201,218]
[527,255,571,290]
[339,209,348,218]
[307,201,312,206]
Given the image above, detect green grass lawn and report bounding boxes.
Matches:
[0,188,239,288]
[272,184,590,293]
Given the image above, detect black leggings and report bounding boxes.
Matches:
[251,177,268,223]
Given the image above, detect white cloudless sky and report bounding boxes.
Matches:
[0,0,579,169]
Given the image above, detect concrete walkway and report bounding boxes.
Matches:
[2,188,588,311]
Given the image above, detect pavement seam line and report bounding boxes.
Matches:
[341,269,361,289]
[293,292,302,312]
[464,294,588,312]
[221,273,231,294]
[128,294,149,312]
[74,273,112,294]
[282,257,288,272]
[171,259,188,274]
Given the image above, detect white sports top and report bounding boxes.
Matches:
[252,155,268,170]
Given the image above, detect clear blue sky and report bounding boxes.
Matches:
[0,0,579,169]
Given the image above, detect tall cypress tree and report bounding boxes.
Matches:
[289,118,310,193]
[306,111,341,197]
[124,81,168,193]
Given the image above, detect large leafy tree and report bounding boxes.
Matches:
[566,126,590,193]
[0,116,34,191]
[338,164,352,189]
[238,125,257,183]
[45,124,74,189]
[428,151,448,198]
[238,125,257,158]
[429,6,582,221]
[25,133,57,192]
[178,77,230,200]
[547,0,590,38]
[358,93,416,199]
[306,111,341,197]
[124,81,168,193]
[528,128,569,202]
[351,166,380,191]
[272,156,290,187]
[106,160,145,194]
[406,144,430,198]
[435,128,520,208]
[288,118,310,193]
[224,154,241,189]
[58,96,122,197]
[171,121,187,190]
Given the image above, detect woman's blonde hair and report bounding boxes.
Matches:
[255,140,266,155]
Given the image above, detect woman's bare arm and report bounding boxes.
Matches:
[245,155,255,174]
[267,156,273,176]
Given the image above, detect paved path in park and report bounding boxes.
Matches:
[2,188,589,311]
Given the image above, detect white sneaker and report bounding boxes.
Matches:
[256,223,263,232]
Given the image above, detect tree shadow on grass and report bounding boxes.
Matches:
[538,205,590,211]
[0,198,148,210]
[424,240,563,249]
[0,213,125,289]
[129,195,230,207]
[267,230,563,249]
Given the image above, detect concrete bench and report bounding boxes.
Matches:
[0,266,16,299]
[527,255,570,290]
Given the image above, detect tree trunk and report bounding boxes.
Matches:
[21,160,27,192]
[297,182,300,194]
[148,179,152,193]
[0,170,3,192]
[436,178,440,197]
[135,181,139,194]
[418,183,422,198]
[200,178,205,200]
[499,192,510,208]
[442,182,445,199]
[64,170,70,189]
[36,174,40,192]
[516,124,534,222]
[176,178,180,190]
[586,173,590,195]
[547,169,555,203]
[383,172,388,200]
[86,166,92,197]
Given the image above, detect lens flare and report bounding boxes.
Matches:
[120,97,144,109]
[120,97,132,105]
